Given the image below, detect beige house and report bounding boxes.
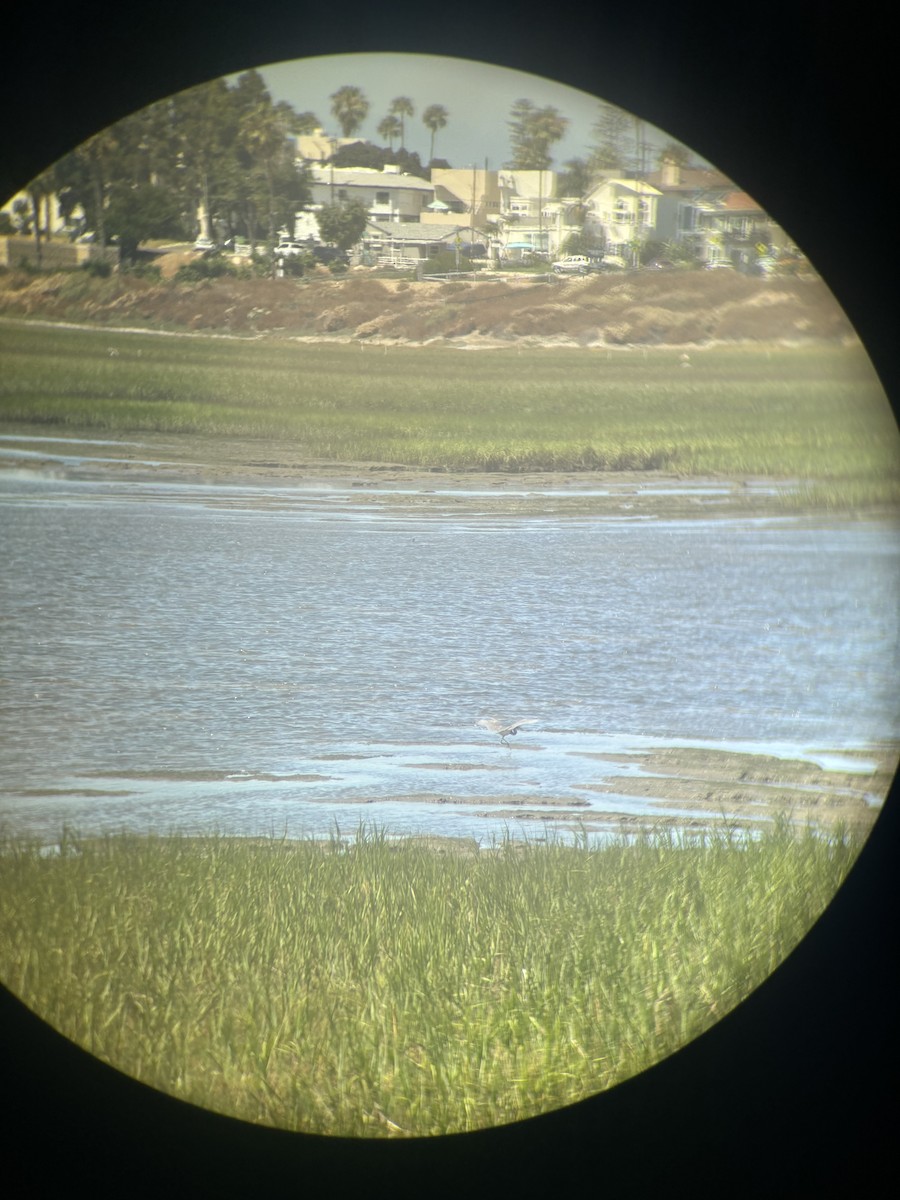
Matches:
[295,129,367,162]
[424,168,510,227]
[427,167,576,260]
[1,188,78,238]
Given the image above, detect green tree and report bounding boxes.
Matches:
[389,96,414,149]
[167,78,241,245]
[330,85,369,138]
[233,72,311,248]
[589,102,631,171]
[54,102,182,250]
[507,100,568,258]
[25,67,311,261]
[377,115,402,150]
[69,127,120,250]
[562,226,605,257]
[557,157,593,198]
[663,238,698,266]
[293,111,321,135]
[105,182,185,261]
[329,142,428,179]
[24,164,57,265]
[657,141,691,168]
[506,99,568,170]
[315,200,368,251]
[422,104,448,165]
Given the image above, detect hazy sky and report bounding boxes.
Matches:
[244,52,688,171]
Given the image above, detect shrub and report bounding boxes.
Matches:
[125,262,162,282]
[82,259,113,278]
[174,256,237,283]
[424,250,482,275]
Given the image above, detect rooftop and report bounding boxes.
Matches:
[309,166,434,191]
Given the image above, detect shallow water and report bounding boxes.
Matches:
[1,455,898,844]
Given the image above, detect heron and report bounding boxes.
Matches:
[476,717,539,745]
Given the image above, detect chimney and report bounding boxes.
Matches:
[661,157,681,187]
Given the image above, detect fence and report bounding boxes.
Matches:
[376,254,420,271]
[421,270,556,284]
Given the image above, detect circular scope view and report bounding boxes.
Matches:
[0,51,897,1138]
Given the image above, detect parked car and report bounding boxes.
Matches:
[551,255,602,275]
[275,240,306,257]
[193,236,216,252]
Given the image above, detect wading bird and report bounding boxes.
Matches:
[476,717,539,745]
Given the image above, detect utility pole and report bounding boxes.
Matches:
[470,162,476,248]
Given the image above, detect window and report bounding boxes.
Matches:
[375,191,390,205]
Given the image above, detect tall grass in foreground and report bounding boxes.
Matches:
[1,324,897,505]
[0,821,863,1136]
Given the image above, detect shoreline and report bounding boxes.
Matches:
[0,312,860,353]
[10,742,894,849]
[4,427,898,523]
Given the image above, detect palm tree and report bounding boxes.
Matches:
[237,101,283,245]
[389,96,415,149]
[377,114,402,151]
[422,104,448,164]
[507,100,568,171]
[507,101,568,257]
[25,164,57,266]
[80,128,119,251]
[330,86,369,138]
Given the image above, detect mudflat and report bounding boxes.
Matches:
[263,744,895,837]
[0,425,858,522]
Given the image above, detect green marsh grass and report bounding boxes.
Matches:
[1,323,897,504]
[0,820,863,1137]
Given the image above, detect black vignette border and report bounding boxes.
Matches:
[0,1,896,1193]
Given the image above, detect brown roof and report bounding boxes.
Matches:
[646,166,734,191]
[722,190,764,211]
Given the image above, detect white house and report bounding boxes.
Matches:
[306,165,434,224]
[583,178,663,266]
[359,219,485,267]
[682,189,795,269]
